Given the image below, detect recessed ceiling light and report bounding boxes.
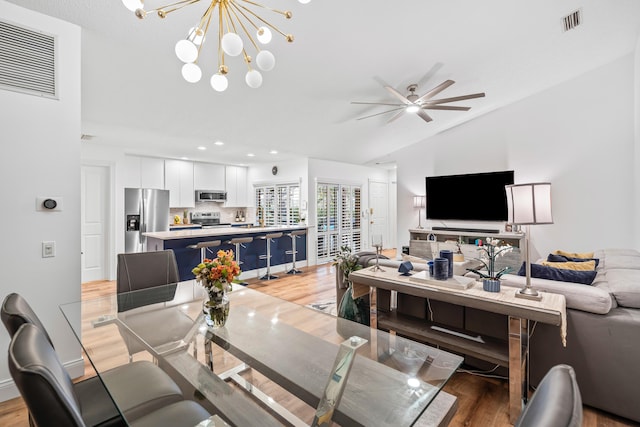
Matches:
[197,146,207,150]
[269,150,278,154]
[247,153,255,157]
[214,141,224,146]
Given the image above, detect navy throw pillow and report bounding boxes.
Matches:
[546,253,600,267]
[517,262,597,285]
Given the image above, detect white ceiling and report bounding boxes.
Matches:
[6,0,640,166]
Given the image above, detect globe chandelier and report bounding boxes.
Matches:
[121,0,309,92]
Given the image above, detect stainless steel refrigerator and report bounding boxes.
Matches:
[125,188,170,253]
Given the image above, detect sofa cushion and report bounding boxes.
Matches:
[518,263,597,285]
[604,269,640,308]
[501,274,613,314]
[541,260,597,271]
[546,253,600,268]
[600,255,640,270]
[554,249,595,259]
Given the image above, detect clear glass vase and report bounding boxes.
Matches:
[203,291,230,328]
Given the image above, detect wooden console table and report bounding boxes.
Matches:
[349,267,566,423]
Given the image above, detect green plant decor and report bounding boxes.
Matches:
[467,238,514,280]
[333,245,368,325]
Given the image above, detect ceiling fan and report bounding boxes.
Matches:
[351,80,485,123]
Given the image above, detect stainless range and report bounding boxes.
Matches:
[190,212,231,229]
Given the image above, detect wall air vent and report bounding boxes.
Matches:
[562,9,582,32]
[0,20,56,98]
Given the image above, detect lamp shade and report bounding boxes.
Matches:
[413,195,426,208]
[505,183,553,225]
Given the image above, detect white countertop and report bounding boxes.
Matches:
[144,224,311,240]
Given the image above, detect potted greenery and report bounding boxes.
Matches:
[467,238,513,292]
[332,246,367,324]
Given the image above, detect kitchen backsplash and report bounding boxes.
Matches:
[170,205,256,225]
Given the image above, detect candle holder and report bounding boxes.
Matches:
[371,234,384,272]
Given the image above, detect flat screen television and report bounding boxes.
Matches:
[425,170,514,221]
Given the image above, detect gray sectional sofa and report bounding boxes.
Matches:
[338,249,640,423]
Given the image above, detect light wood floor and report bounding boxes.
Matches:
[0,258,636,427]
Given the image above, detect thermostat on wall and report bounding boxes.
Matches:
[36,197,63,211]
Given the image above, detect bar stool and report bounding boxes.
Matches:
[225,236,253,285]
[286,229,307,274]
[187,240,221,262]
[259,232,283,280]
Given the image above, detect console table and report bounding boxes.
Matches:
[409,229,525,272]
[349,267,566,423]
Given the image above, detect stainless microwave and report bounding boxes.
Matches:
[196,190,227,202]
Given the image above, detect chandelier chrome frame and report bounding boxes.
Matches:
[122,0,309,91]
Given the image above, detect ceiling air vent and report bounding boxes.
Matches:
[0,20,56,99]
[562,9,582,32]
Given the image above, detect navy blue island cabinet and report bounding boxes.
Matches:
[144,226,308,281]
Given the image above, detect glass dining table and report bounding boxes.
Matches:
[59,281,463,427]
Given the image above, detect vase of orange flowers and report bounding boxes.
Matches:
[192,249,241,328]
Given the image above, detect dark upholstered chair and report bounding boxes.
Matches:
[1,293,185,424]
[9,324,211,427]
[514,364,583,427]
[116,250,196,360]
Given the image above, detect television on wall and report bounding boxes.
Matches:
[425,170,514,221]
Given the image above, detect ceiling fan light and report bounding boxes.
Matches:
[175,39,198,63]
[256,50,276,71]
[122,0,144,12]
[256,27,272,44]
[406,104,420,113]
[181,63,202,83]
[221,32,243,56]
[210,73,229,92]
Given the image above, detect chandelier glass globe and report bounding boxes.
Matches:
[181,63,202,83]
[256,27,272,44]
[245,70,263,88]
[221,33,243,57]
[210,73,229,92]
[122,0,143,12]
[175,40,198,63]
[256,50,275,71]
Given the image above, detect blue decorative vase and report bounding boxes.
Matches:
[483,279,501,293]
[440,250,454,278]
[433,258,449,280]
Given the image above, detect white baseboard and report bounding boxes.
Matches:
[0,357,85,403]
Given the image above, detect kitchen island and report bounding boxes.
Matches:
[144,225,309,281]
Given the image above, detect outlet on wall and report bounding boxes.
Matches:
[42,241,55,258]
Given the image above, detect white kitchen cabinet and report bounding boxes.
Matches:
[140,157,165,189]
[165,159,194,208]
[225,165,248,207]
[194,162,226,190]
[120,155,142,189]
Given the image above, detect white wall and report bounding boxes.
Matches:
[394,54,636,258]
[0,1,82,400]
[634,36,640,246]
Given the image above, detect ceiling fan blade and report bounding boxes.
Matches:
[417,80,455,103]
[356,107,405,121]
[351,101,406,107]
[384,86,411,105]
[387,109,406,124]
[422,105,471,111]
[427,92,486,105]
[416,110,433,123]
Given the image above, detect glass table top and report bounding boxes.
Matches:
[60,281,462,426]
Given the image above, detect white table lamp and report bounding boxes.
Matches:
[505,183,553,300]
[413,195,426,229]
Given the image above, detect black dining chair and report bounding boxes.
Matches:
[116,250,197,361]
[514,364,583,427]
[9,323,212,427]
[1,292,185,424]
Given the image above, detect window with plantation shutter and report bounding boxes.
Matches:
[316,182,361,263]
[255,183,300,226]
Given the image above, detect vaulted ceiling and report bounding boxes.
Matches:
[7,0,640,166]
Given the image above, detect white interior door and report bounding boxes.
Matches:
[368,180,389,249]
[81,165,109,282]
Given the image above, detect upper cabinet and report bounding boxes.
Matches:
[193,162,226,191]
[225,166,248,207]
[121,155,165,190]
[165,159,194,208]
